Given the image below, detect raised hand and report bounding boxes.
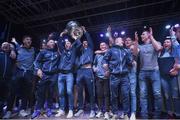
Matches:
[107,25,112,33]
[37,69,43,79]
[149,27,154,40]
[60,29,68,37]
[170,26,175,36]
[81,26,86,32]
[11,37,17,44]
[134,31,138,42]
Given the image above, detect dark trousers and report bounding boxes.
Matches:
[76,68,95,110]
[0,77,10,113]
[110,73,130,115]
[7,68,34,111]
[35,75,56,110]
[95,77,110,112]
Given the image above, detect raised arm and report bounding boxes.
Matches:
[132,31,139,56]
[149,27,162,51]
[107,25,114,47]
[58,31,68,53]
[170,27,179,47]
[11,37,20,50]
[82,26,94,50]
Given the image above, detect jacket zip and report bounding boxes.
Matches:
[49,52,53,72]
[119,49,122,73]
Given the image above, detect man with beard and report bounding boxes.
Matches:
[3,36,36,119]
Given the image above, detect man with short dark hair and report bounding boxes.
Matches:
[133,27,163,119]
[3,36,36,119]
[103,37,133,119]
[55,31,81,119]
[74,26,96,118]
[93,42,110,119]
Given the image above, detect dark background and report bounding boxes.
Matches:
[0,0,180,49]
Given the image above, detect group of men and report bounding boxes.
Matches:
[0,25,180,120]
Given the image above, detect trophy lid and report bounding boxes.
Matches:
[66,21,80,31]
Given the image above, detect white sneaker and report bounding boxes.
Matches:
[66,110,73,118]
[3,111,12,119]
[120,112,125,119]
[112,114,118,119]
[109,111,113,117]
[96,111,103,118]
[124,114,129,120]
[74,109,84,117]
[19,109,29,117]
[55,109,65,117]
[104,112,109,120]
[130,113,136,120]
[26,108,31,116]
[89,110,95,118]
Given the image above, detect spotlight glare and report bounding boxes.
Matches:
[121,31,125,35]
[43,39,46,42]
[64,38,68,42]
[114,32,118,37]
[105,33,109,37]
[165,25,171,29]
[175,24,179,28]
[100,34,104,37]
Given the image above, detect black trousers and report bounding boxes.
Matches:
[110,74,130,115]
[95,77,110,112]
[7,68,34,111]
[35,74,57,110]
[0,77,11,113]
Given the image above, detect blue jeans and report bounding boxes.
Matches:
[161,75,179,112]
[76,68,95,110]
[128,66,137,113]
[58,73,74,110]
[110,73,130,115]
[139,70,162,117]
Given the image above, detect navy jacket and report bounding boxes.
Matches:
[58,37,81,72]
[103,45,133,75]
[34,48,59,74]
[0,51,14,77]
[76,32,94,68]
[93,53,108,79]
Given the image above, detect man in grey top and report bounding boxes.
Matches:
[134,27,163,119]
[3,36,36,119]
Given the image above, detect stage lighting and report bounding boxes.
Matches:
[174,24,179,28]
[100,34,104,37]
[106,33,109,37]
[121,31,125,35]
[114,32,118,37]
[165,25,171,29]
[65,38,68,42]
[43,39,46,43]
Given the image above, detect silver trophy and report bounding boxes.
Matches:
[65,21,83,39]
